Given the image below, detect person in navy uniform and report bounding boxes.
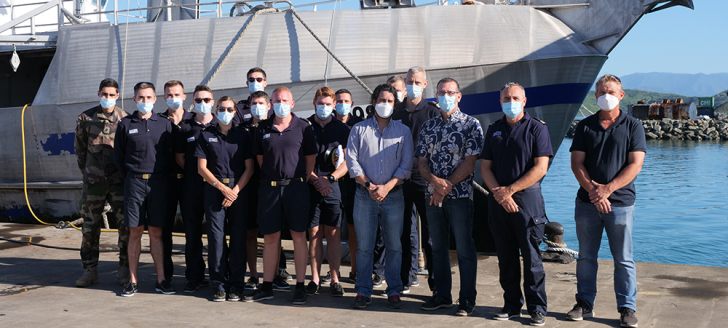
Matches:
[157,80,194,283]
[391,66,440,294]
[175,84,217,293]
[480,82,552,326]
[304,86,350,297]
[113,82,175,297]
[232,67,268,127]
[245,86,316,305]
[195,96,255,302]
[417,78,483,316]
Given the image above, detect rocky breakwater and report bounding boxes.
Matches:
[566,116,728,141]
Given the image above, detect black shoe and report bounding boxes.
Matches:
[410,273,420,287]
[494,308,521,321]
[530,311,546,326]
[566,300,594,321]
[372,274,384,288]
[402,285,410,294]
[183,280,200,293]
[349,271,357,284]
[155,280,175,295]
[272,275,290,289]
[388,294,403,309]
[198,279,211,287]
[455,299,475,316]
[227,286,241,301]
[291,287,307,305]
[121,282,138,297]
[244,289,274,302]
[305,281,319,295]
[321,271,332,285]
[330,282,344,297]
[245,276,259,290]
[279,268,293,281]
[619,307,639,328]
[352,295,371,309]
[421,294,453,311]
[213,290,226,302]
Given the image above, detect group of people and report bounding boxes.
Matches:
[74,66,645,328]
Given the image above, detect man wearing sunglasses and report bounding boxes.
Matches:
[175,84,218,293]
[232,67,270,127]
[114,82,175,297]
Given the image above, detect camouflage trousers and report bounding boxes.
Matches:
[80,183,129,269]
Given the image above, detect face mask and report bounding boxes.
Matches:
[597,94,620,111]
[374,103,394,118]
[136,101,154,114]
[166,97,183,110]
[502,102,522,118]
[195,101,212,115]
[438,95,457,113]
[316,105,333,120]
[251,104,268,120]
[335,103,351,117]
[100,97,116,109]
[396,91,404,103]
[406,84,422,99]
[249,81,263,93]
[273,103,291,118]
[217,111,234,125]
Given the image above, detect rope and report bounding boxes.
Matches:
[472,181,490,196]
[546,247,579,256]
[288,8,373,95]
[200,8,279,87]
[543,238,566,249]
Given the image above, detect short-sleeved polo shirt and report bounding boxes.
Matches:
[114,111,173,176]
[253,113,317,181]
[158,110,194,174]
[308,115,351,177]
[392,99,441,185]
[194,125,253,180]
[570,110,646,206]
[175,115,218,175]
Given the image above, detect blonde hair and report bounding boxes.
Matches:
[595,74,623,92]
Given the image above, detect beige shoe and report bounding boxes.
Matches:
[117,266,130,285]
[76,269,99,287]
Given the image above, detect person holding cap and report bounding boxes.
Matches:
[346,84,413,310]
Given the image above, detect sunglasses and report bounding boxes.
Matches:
[248,77,265,83]
[194,98,213,104]
[218,107,235,113]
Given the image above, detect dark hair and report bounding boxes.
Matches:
[437,77,460,92]
[194,84,212,94]
[247,67,267,80]
[250,91,270,104]
[99,78,119,92]
[386,75,405,85]
[133,82,155,96]
[216,96,235,109]
[370,84,400,108]
[335,89,352,97]
[164,80,184,92]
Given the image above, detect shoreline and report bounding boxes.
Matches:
[566,115,728,140]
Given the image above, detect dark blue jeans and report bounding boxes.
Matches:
[425,198,477,303]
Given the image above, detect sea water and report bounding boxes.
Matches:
[542,139,728,268]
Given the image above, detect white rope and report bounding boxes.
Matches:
[472,181,490,196]
[120,0,132,110]
[546,247,579,256]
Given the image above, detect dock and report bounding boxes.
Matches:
[1,223,726,327]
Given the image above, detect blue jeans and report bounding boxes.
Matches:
[574,199,637,311]
[425,198,477,303]
[353,187,404,298]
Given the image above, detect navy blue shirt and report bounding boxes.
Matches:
[232,96,274,127]
[114,111,173,176]
[253,113,317,181]
[194,125,253,180]
[307,115,351,177]
[392,99,441,185]
[175,115,219,175]
[570,110,647,206]
[342,114,363,129]
[158,110,194,174]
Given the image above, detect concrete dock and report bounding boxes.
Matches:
[1,223,726,327]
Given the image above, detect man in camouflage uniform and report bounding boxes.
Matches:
[75,78,130,287]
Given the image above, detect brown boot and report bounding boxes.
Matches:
[76,269,99,287]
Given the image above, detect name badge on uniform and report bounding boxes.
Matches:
[129,129,138,134]
[263,133,271,140]
[244,114,252,120]
[187,137,195,143]
[492,131,501,137]
[209,137,218,143]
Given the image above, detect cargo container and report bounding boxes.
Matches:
[698,97,715,109]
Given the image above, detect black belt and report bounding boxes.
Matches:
[265,177,304,187]
[169,173,184,179]
[132,173,164,180]
[357,183,402,193]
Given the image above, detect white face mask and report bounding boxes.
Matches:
[396,91,405,103]
[597,94,620,111]
[166,97,183,110]
[249,81,263,93]
[374,102,394,118]
[406,84,422,99]
[195,101,212,115]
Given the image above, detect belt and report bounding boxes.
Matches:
[169,173,184,179]
[203,177,234,184]
[132,173,164,180]
[357,183,402,193]
[265,177,304,187]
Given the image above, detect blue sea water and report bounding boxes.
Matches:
[542,138,728,268]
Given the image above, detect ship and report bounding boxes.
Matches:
[0,0,695,220]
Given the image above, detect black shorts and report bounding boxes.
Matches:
[257,181,309,235]
[308,182,343,228]
[245,179,260,230]
[123,175,168,228]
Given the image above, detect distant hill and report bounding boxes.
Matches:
[581,89,728,114]
[615,72,728,97]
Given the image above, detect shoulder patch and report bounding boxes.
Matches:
[302,118,312,126]
[533,117,547,125]
[428,101,441,109]
[489,119,501,126]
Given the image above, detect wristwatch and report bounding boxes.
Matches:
[328,175,336,183]
[364,181,372,189]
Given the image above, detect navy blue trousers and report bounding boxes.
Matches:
[204,182,247,292]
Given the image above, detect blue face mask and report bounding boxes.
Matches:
[195,101,211,115]
[438,95,457,112]
[100,97,116,109]
[251,104,268,120]
[136,101,154,114]
[316,105,333,120]
[502,102,523,118]
[166,97,183,110]
[335,103,351,117]
[406,84,422,99]
[249,81,263,93]
[273,103,291,118]
[217,111,234,125]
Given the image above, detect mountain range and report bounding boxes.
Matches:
[607,72,728,97]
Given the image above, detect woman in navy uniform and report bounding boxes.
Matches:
[195,96,255,302]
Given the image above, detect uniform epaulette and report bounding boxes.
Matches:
[490,119,501,126]
[428,101,441,109]
[533,117,547,125]
[301,117,312,126]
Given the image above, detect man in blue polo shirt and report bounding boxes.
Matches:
[114,82,174,297]
[480,82,552,326]
[567,74,646,328]
[245,86,316,305]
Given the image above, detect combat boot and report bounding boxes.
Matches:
[117,266,130,285]
[76,269,99,287]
